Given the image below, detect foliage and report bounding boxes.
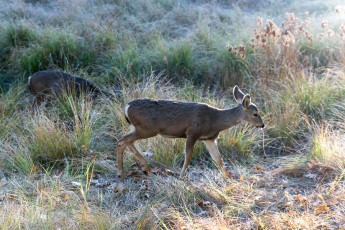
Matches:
[0,0,345,229]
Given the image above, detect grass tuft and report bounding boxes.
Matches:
[309,123,345,172]
[0,1,345,229]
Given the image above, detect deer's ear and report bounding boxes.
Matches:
[233,85,245,103]
[242,94,251,109]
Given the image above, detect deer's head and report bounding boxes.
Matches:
[233,85,265,129]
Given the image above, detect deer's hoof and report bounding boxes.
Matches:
[142,167,151,175]
[117,139,125,146]
[117,172,125,179]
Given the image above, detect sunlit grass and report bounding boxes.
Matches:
[310,123,345,172]
[0,0,345,229]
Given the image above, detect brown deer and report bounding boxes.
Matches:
[117,85,265,178]
[28,70,105,107]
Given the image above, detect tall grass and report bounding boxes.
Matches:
[265,70,345,146]
[20,30,96,73]
[1,0,345,229]
[0,92,96,174]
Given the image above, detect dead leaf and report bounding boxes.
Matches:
[314,204,329,215]
[224,171,234,178]
[196,199,212,208]
[62,193,71,202]
[31,164,38,173]
[196,199,203,206]
[7,194,16,201]
[255,165,265,171]
[247,177,258,182]
[294,194,308,203]
[288,210,296,217]
[240,175,246,181]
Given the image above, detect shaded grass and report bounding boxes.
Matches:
[0,0,345,229]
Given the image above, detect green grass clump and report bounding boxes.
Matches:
[18,96,95,169]
[266,71,345,145]
[216,49,252,88]
[265,84,305,145]
[283,75,343,120]
[28,114,80,163]
[2,24,38,48]
[20,30,95,74]
[164,41,195,82]
[0,84,26,117]
[102,43,140,79]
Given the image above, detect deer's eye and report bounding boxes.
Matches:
[253,114,259,117]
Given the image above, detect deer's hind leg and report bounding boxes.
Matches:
[116,125,156,178]
[116,139,127,178]
[32,95,44,109]
[180,135,198,178]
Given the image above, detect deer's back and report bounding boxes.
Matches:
[126,99,219,138]
[29,70,97,96]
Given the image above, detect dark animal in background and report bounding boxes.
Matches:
[28,70,105,107]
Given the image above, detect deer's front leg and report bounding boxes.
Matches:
[128,143,150,175]
[203,139,232,178]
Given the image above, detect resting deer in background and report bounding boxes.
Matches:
[28,70,106,107]
[117,85,265,178]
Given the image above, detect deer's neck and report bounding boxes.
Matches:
[215,105,242,131]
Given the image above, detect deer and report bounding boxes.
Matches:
[116,85,265,179]
[28,70,108,107]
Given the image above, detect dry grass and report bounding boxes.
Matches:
[0,0,345,229]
